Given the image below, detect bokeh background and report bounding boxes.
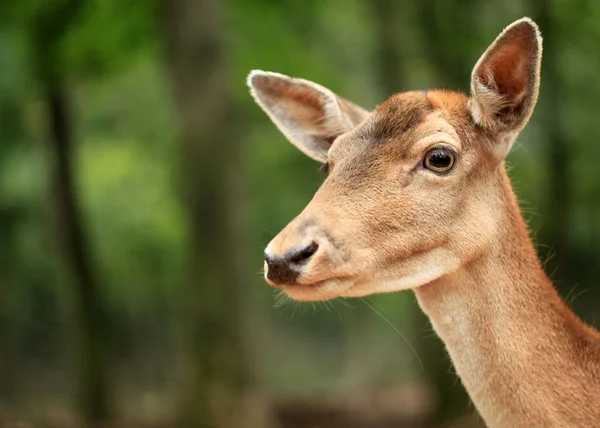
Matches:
[1,1,600,427]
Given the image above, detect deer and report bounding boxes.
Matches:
[247,17,600,428]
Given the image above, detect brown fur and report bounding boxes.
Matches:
[248,18,600,427]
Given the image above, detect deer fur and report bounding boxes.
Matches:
[248,18,600,427]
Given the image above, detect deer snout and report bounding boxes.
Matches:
[264,217,329,286]
[264,241,319,285]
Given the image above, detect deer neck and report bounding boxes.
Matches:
[414,169,600,427]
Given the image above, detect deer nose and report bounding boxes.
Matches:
[264,241,319,285]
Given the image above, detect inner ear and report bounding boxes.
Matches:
[477,43,529,111]
[248,71,369,163]
[470,18,542,133]
[260,77,337,132]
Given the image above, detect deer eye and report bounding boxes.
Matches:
[423,147,456,174]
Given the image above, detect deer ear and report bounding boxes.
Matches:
[469,18,542,134]
[247,70,369,162]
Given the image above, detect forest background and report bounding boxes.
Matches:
[1,1,599,427]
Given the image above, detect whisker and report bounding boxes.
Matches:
[326,300,338,313]
[566,286,588,306]
[274,289,292,308]
[335,304,344,326]
[336,298,354,308]
[360,297,423,368]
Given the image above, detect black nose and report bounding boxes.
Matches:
[264,242,319,285]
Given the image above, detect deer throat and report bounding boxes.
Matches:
[414,184,600,427]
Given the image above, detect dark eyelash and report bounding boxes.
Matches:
[318,162,330,174]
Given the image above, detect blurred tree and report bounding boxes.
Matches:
[44,81,111,425]
[4,0,157,423]
[0,32,28,403]
[25,1,111,425]
[164,0,247,426]
[417,0,481,90]
[372,0,406,92]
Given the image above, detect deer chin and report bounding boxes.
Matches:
[281,277,356,301]
[341,267,451,298]
[335,249,463,298]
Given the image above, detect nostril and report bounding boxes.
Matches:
[301,242,319,259]
[289,241,319,264]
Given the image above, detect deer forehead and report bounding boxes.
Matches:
[328,90,473,166]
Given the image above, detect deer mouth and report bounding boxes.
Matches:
[282,276,356,301]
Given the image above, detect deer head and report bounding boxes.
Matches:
[248,18,542,301]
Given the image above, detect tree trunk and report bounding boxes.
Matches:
[27,0,110,424]
[416,0,480,90]
[164,0,246,427]
[372,0,406,93]
[44,82,110,426]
